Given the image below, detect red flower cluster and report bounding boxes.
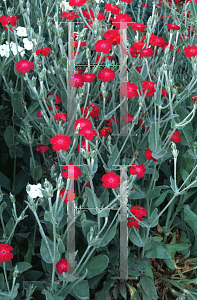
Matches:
[127,205,147,229]
[80,104,100,123]
[59,188,76,203]
[62,163,81,180]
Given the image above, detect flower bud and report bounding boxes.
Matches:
[171,142,178,159]
[76,123,80,134]
[51,164,58,179]
[80,148,86,158]
[80,212,87,223]
[101,82,107,98]
[107,135,111,147]
[94,5,100,18]
[172,88,177,95]
[86,48,91,60]
[89,226,94,242]
[77,28,87,41]
[57,173,64,190]
[43,178,54,198]
[13,266,19,278]
[10,193,16,203]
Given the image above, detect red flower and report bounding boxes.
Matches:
[100,93,111,101]
[138,47,155,57]
[81,104,100,121]
[97,12,105,21]
[45,94,61,111]
[120,82,141,99]
[50,134,71,151]
[162,42,173,51]
[127,217,142,229]
[98,68,116,82]
[183,45,197,57]
[149,33,165,47]
[130,205,147,218]
[70,41,86,49]
[36,145,49,153]
[85,181,90,188]
[112,13,133,29]
[79,127,98,140]
[82,73,96,83]
[54,112,67,122]
[62,163,81,180]
[56,258,71,274]
[102,172,121,189]
[142,80,156,97]
[82,8,95,19]
[74,118,92,130]
[100,127,112,137]
[16,59,34,73]
[129,45,138,57]
[139,119,149,130]
[132,41,145,51]
[105,3,121,15]
[62,12,80,20]
[167,130,182,143]
[165,24,180,31]
[85,22,93,29]
[142,80,157,90]
[36,47,51,56]
[122,114,134,125]
[160,89,169,97]
[131,23,147,31]
[37,110,42,117]
[0,243,13,263]
[103,29,123,46]
[60,188,76,203]
[77,139,91,152]
[94,39,112,54]
[106,117,119,127]
[145,149,157,162]
[136,66,142,73]
[69,0,86,7]
[192,96,197,104]
[68,74,84,88]
[142,3,149,7]
[0,15,17,27]
[129,164,146,178]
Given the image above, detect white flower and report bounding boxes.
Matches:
[27,184,43,199]
[23,38,33,50]
[60,1,73,11]
[16,26,27,37]
[6,41,25,57]
[0,44,10,58]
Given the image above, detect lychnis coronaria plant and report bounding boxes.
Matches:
[1,0,197,299]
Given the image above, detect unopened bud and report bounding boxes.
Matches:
[43,178,54,197]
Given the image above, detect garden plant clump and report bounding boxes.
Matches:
[1,0,197,299]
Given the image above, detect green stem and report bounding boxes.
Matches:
[3,262,10,292]
[141,226,150,259]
